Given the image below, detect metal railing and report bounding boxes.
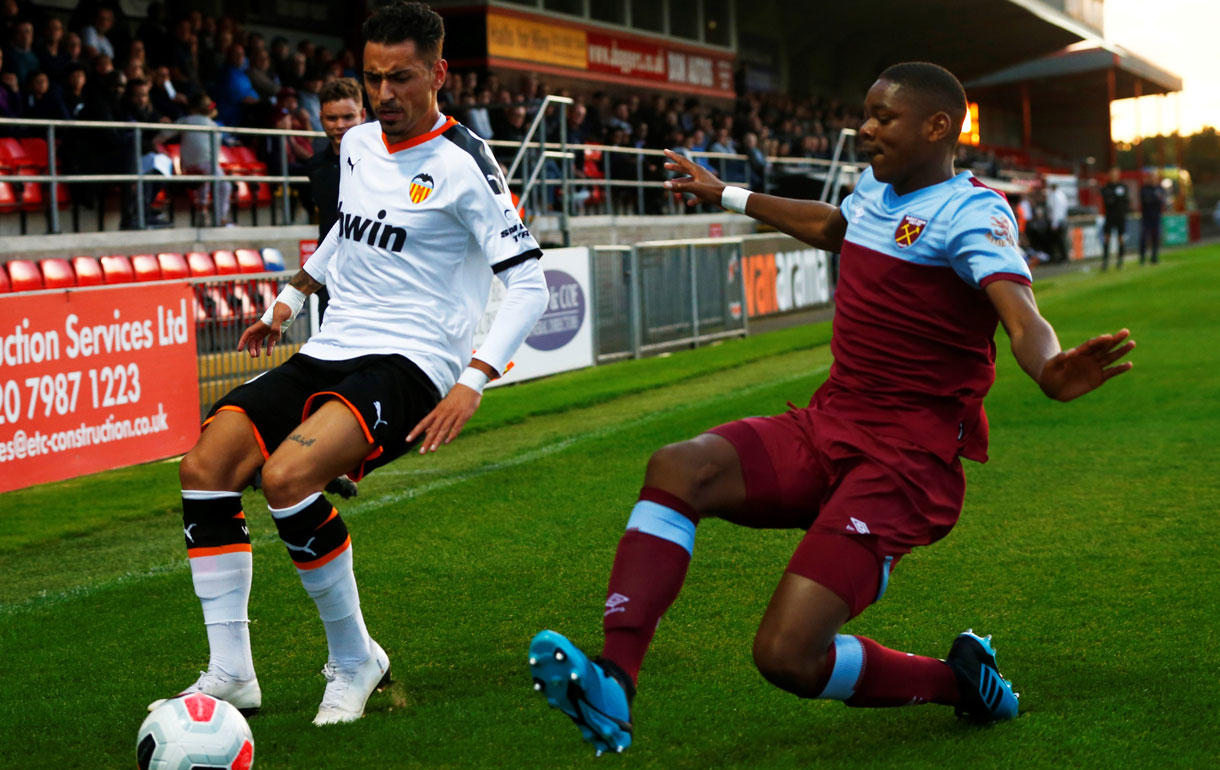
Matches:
[1,107,863,240]
[0,116,320,233]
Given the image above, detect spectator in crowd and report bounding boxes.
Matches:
[213,42,258,127]
[150,64,186,120]
[5,18,38,86]
[137,1,169,68]
[1139,171,1165,265]
[743,131,767,191]
[81,6,115,61]
[297,67,324,149]
[271,86,314,177]
[22,68,67,121]
[246,47,279,102]
[280,50,307,91]
[34,16,69,82]
[121,77,172,227]
[0,46,20,130]
[62,62,86,117]
[493,102,527,163]
[1048,183,1069,263]
[1099,166,1130,270]
[124,39,146,75]
[269,36,292,81]
[158,92,230,226]
[168,18,201,98]
[461,88,493,139]
[90,53,113,79]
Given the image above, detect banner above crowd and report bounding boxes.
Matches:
[485,9,735,99]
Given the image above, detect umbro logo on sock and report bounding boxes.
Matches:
[604,593,630,617]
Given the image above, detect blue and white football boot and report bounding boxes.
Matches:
[529,630,634,755]
[946,629,1020,723]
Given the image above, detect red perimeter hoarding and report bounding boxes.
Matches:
[0,282,200,492]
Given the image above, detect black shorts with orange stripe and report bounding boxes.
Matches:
[205,353,441,481]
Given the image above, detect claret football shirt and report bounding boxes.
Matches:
[816,167,1032,463]
[301,114,542,393]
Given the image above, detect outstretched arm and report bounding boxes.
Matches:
[663,149,848,252]
[985,279,1134,402]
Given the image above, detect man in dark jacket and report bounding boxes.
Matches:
[1099,167,1130,270]
[1139,171,1166,265]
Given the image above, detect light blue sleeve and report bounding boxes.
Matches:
[946,192,1032,288]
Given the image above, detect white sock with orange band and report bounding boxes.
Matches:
[182,489,255,681]
[269,493,372,666]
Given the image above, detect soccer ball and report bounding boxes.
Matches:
[137,693,255,770]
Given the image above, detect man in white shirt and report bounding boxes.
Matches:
[81,7,116,61]
[149,1,549,727]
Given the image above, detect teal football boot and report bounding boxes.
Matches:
[529,630,634,755]
[946,629,1020,723]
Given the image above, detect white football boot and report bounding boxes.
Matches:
[312,640,391,726]
[147,669,262,716]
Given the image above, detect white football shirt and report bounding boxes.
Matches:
[300,115,543,393]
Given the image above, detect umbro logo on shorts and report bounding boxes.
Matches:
[847,517,871,535]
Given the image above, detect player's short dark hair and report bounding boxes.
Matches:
[362,1,445,62]
[879,61,967,127]
[320,77,363,106]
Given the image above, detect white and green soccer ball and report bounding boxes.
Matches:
[137,693,254,770]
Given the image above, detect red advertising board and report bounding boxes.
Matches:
[0,282,200,492]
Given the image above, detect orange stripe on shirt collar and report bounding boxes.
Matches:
[382,116,458,153]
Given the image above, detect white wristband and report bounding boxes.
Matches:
[456,367,490,394]
[260,285,307,329]
[721,185,752,214]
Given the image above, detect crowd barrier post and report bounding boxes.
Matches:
[133,124,145,230]
[47,122,60,234]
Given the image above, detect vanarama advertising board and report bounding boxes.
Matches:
[0,282,199,492]
[740,234,833,317]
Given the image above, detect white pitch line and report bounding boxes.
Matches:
[1,366,825,615]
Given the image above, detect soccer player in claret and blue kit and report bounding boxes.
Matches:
[528,62,1136,754]
[149,1,549,726]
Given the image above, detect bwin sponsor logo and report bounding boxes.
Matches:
[337,202,408,252]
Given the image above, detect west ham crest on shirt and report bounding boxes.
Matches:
[894,214,927,248]
[409,173,435,204]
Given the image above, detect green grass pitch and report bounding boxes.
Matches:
[3,244,1219,769]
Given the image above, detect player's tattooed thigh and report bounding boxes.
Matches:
[286,433,317,448]
[288,269,324,293]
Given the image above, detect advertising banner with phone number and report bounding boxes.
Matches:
[0,282,199,493]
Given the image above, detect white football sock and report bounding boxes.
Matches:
[183,490,254,682]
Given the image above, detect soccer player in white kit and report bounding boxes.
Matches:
[149,1,550,725]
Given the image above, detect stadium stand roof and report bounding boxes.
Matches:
[768,0,1108,94]
[966,45,1182,96]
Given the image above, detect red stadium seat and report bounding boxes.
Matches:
[198,285,236,325]
[187,251,217,277]
[131,254,163,282]
[99,255,135,284]
[232,145,267,175]
[40,258,76,289]
[71,256,105,286]
[0,265,9,292]
[230,284,258,319]
[212,250,239,275]
[158,253,190,280]
[218,145,244,175]
[231,180,254,210]
[0,138,35,172]
[234,248,265,273]
[0,182,18,213]
[7,259,44,291]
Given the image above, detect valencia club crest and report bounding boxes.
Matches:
[409,173,435,204]
[894,214,927,248]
